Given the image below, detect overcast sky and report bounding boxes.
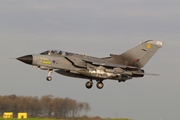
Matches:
[0,1,180,120]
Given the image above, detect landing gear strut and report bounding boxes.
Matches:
[46,69,53,81]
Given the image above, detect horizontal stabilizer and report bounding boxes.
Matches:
[133,72,159,76]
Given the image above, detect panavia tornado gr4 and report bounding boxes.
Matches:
[17,40,163,89]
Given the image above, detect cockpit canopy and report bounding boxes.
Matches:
[40,50,73,56]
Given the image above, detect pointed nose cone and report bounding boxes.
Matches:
[17,55,33,65]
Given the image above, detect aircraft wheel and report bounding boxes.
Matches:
[46,76,52,81]
[96,82,104,89]
[85,81,93,89]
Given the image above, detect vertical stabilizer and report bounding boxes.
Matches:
[110,40,163,68]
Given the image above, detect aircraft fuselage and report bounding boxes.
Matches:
[17,40,163,89]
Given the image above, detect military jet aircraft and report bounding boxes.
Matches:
[17,40,163,89]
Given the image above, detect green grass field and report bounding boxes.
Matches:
[0,118,131,120]
[0,118,57,120]
[0,118,65,120]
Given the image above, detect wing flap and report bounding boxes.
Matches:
[83,58,138,70]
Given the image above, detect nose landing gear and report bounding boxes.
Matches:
[46,69,53,81]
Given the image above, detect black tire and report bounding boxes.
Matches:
[46,76,52,81]
[96,82,104,89]
[85,81,93,89]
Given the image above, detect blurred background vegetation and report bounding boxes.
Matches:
[0,94,90,118]
[0,94,131,120]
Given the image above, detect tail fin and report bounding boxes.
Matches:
[109,40,163,68]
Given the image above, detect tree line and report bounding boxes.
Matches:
[0,94,90,118]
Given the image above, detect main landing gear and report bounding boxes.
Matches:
[46,69,53,81]
[85,80,93,89]
[85,80,104,89]
[96,82,104,89]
